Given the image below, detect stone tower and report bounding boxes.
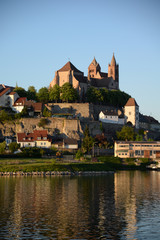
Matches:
[124,98,139,129]
[88,57,101,80]
[108,53,119,88]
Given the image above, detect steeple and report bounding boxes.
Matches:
[111,53,116,66]
[91,57,98,67]
[108,53,119,88]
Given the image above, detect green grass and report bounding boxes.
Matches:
[0,156,151,173]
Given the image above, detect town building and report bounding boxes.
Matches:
[124,98,139,129]
[114,141,160,159]
[99,109,125,124]
[17,130,51,148]
[49,54,119,99]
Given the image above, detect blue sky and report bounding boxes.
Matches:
[0,0,160,121]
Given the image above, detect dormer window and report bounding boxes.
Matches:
[37,137,41,140]
[23,137,25,140]
[43,137,47,140]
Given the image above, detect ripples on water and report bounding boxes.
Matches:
[1,171,160,239]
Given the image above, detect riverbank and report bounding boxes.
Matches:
[0,156,150,174]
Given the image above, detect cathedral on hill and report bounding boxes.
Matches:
[49,54,119,99]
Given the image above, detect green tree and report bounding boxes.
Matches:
[49,84,60,102]
[82,136,94,153]
[43,107,52,117]
[75,149,84,160]
[84,125,90,137]
[116,126,135,141]
[38,118,49,128]
[0,141,6,154]
[27,86,37,101]
[13,87,27,97]
[0,110,10,122]
[9,142,20,153]
[60,83,78,102]
[37,87,49,103]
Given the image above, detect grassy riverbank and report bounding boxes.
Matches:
[0,156,150,173]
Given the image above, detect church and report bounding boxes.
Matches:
[49,54,119,99]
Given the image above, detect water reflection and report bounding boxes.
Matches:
[1,172,160,239]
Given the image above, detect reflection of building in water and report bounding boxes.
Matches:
[114,171,160,238]
[114,172,138,238]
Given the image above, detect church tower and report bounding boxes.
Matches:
[108,53,119,89]
[88,57,101,80]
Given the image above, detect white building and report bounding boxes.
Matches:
[124,98,139,129]
[99,110,125,125]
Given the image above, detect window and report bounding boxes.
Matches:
[129,112,131,115]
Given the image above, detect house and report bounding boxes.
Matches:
[12,97,27,112]
[114,141,160,159]
[25,101,43,117]
[99,109,125,124]
[17,130,51,148]
[52,137,78,151]
[63,138,78,150]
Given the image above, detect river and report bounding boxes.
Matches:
[0,171,160,239]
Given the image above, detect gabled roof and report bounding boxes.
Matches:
[0,87,11,97]
[101,109,118,116]
[14,97,27,106]
[125,98,139,107]
[17,130,50,142]
[58,61,83,74]
[9,92,17,95]
[64,138,78,145]
[25,101,43,112]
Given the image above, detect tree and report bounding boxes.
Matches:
[37,87,49,103]
[49,84,60,102]
[43,107,52,117]
[116,126,135,141]
[0,141,6,154]
[9,142,20,153]
[38,118,49,128]
[60,83,78,102]
[13,87,27,97]
[0,110,10,122]
[27,86,37,101]
[82,136,94,153]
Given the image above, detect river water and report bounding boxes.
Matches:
[0,171,160,239]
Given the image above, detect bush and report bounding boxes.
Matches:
[38,118,49,128]
[9,142,20,153]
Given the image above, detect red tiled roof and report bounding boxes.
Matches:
[17,132,34,142]
[125,98,138,107]
[17,130,49,142]
[58,61,83,73]
[14,97,27,106]
[9,91,17,95]
[0,88,10,97]
[25,101,43,112]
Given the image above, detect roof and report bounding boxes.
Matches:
[14,97,27,106]
[17,130,49,142]
[9,92,17,95]
[139,113,159,124]
[64,138,78,145]
[101,110,118,116]
[0,87,11,97]
[111,53,116,66]
[25,101,43,112]
[125,98,139,107]
[115,141,160,144]
[58,61,83,74]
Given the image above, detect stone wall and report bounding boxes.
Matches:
[50,103,94,120]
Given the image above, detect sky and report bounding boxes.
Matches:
[0,0,160,121]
